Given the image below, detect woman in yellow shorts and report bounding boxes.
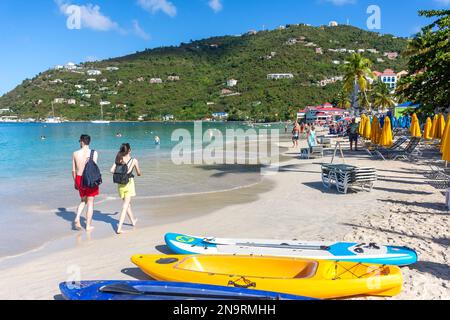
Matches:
[111,143,142,234]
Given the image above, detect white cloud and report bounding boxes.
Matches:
[132,20,151,40]
[323,0,356,5]
[137,0,177,17]
[56,0,119,31]
[208,0,223,12]
[434,0,450,5]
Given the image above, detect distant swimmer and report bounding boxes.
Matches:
[116,133,123,138]
[154,136,161,145]
[40,136,47,140]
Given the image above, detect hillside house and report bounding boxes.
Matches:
[377,58,385,63]
[67,99,77,105]
[212,112,229,120]
[75,84,84,89]
[267,73,294,80]
[373,69,398,90]
[384,52,399,60]
[357,49,365,53]
[332,60,341,65]
[49,79,63,84]
[54,65,64,70]
[315,48,323,55]
[53,98,65,104]
[150,78,163,84]
[329,21,339,27]
[367,49,378,54]
[227,79,238,87]
[247,30,258,36]
[86,78,97,82]
[0,108,11,114]
[87,70,102,76]
[162,114,174,121]
[100,101,111,106]
[106,67,119,71]
[168,75,181,81]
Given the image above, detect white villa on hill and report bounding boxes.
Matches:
[150,78,163,84]
[227,79,238,87]
[329,21,339,27]
[67,99,77,105]
[87,70,102,76]
[86,78,97,82]
[267,73,294,80]
[65,62,77,70]
[106,67,119,71]
[168,75,181,81]
[100,101,111,106]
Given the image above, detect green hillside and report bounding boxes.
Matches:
[0,24,409,122]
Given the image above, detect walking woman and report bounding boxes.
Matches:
[110,143,142,234]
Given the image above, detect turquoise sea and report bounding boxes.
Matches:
[0,122,285,259]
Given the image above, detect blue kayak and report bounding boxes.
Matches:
[59,281,316,300]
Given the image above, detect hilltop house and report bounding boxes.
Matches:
[267,73,294,80]
[247,30,258,36]
[54,65,64,70]
[329,21,339,27]
[65,62,77,70]
[227,79,238,87]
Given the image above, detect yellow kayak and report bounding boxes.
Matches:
[131,254,403,299]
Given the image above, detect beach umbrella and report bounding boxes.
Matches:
[442,118,450,161]
[379,117,393,147]
[364,116,371,139]
[371,117,381,145]
[440,115,450,153]
[410,114,422,138]
[436,114,446,139]
[431,115,438,138]
[423,117,432,140]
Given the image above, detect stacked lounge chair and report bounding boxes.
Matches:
[374,137,422,161]
[322,164,377,194]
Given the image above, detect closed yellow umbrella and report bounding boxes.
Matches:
[410,114,422,138]
[440,115,450,153]
[371,117,381,145]
[442,118,450,161]
[423,117,432,140]
[359,115,366,136]
[379,117,393,147]
[431,115,438,139]
[436,114,446,139]
[364,116,371,139]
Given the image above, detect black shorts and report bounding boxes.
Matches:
[349,134,358,142]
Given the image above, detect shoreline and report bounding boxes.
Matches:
[0,136,448,300]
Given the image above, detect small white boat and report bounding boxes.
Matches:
[91,105,110,124]
[45,117,62,124]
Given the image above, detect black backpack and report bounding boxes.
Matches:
[113,158,133,185]
[82,150,103,188]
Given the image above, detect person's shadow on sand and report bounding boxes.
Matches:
[55,208,132,233]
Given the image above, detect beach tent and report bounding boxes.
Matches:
[423,117,432,140]
[379,117,393,147]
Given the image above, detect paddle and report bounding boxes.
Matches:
[99,283,282,300]
[203,238,330,251]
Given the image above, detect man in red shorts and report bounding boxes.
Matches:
[72,134,99,231]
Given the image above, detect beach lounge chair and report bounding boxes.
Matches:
[301,146,324,159]
[425,171,450,190]
[368,136,408,157]
[321,164,377,194]
[375,137,422,161]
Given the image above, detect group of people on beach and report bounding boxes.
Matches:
[290,118,360,151]
[72,135,142,234]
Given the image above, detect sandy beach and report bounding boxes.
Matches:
[0,134,448,300]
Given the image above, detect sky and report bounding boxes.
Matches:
[0,0,448,95]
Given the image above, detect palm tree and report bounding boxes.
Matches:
[372,80,396,112]
[335,90,351,109]
[342,53,374,114]
[358,90,371,110]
